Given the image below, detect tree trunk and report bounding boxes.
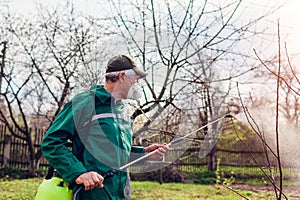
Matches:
[0,41,7,95]
[29,158,37,177]
[3,135,11,167]
[27,131,37,176]
[207,144,217,171]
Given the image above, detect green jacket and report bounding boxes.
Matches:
[41,84,144,200]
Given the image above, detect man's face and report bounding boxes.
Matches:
[116,73,140,99]
[126,74,139,85]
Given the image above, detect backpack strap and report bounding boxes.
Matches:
[45,166,55,179]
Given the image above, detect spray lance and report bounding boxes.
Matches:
[72,114,234,200]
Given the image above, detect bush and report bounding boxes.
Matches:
[130,165,184,183]
[0,167,47,180]
[0,167,31,180]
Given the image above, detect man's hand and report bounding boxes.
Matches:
[145,143,169,160]
[75,171,104,190]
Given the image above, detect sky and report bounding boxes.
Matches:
[268,0,300,57]
[1,0,300,60]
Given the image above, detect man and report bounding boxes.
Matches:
[41,55,167,199]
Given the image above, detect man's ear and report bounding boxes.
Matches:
[118,72,126,82]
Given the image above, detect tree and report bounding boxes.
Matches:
[235,21,298,200]
[101,0,272,171]
[0,0,280,176]
[0,3,108,175]
[255,53,300,128]
[0,41,8,122]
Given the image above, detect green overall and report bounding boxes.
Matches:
[41,84,144,200]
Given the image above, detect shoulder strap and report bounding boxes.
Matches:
[45,166,54,179]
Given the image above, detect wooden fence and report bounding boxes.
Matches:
[0,123,278,172]
[0,124,49,170]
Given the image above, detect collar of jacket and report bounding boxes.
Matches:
[89,84,112,103]
[88,84,127,111]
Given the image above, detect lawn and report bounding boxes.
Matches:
[0,178,284,200]
[1,165,300,200]
[131,181,273,200]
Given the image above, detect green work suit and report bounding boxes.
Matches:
[41,84,144,200]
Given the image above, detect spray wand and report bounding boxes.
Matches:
[73,114,233,199]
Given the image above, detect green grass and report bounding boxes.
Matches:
[131,181,261,200]
[0,178,276,200]
[0,178,43,200]
[1,166,300,199]
[180,165,300,186]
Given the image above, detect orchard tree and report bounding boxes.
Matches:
[236,22,298,200]
[0,3,108,175]
[100,0,274,170]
